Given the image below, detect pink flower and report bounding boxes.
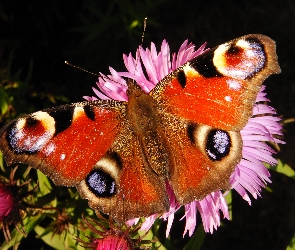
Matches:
[230,88,284,204]
[0,167,37,241]
[94,235,131,250]
[77,218,144,250]
[83,40,206,101]
[85,39,283,236]
[0,184,15,221]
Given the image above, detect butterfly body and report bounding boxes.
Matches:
[0,34,280,221]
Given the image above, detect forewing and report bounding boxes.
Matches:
[0,100,124,186]
[151,34,280,131]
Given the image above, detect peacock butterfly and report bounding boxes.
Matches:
[0,34,280,222]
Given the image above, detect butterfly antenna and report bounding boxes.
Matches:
[65,61,99,76]
[65,61,115,83]
[66,18,147,90]
[142,17,147,45]
[133,17,147,76]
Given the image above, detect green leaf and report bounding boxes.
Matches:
[270,160,295,180]
[34,224,84,250]
[37,169,53,195]
[1,214,44,250]
[287,232,295,250]
[224,190,232,221]
[138,224,165,250]
[183,225,206,250]
[22,166,32,179]
[130,19,140,29]
[35,191,57,208]
[0,87,9,115]
[0,151,5,172]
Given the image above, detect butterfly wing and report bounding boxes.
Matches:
[152,34,281,131]
[77,126,169,221]
[0,100,168,221]
[150,34,280,204]
[0,101,124,186]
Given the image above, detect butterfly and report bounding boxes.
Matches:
[0,34,280,222]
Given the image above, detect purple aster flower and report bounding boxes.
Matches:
[77,217,148,250]
[0,167,38,241]
[84,38,283,236]
[93,234,131,250]
[0,184,15,221]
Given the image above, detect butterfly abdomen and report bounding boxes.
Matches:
[126,80,171,177]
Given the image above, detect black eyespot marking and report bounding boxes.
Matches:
[245,37,266,59]
[245,37,261,45]
[26,116,40,127]
[84,105,95,121]
[245,37,266,78]
[177,70,186,88]
[227,43,242,55]
[86,169,116,198]
[48,106,75,135]
[187,123,197,144]
[6,119,47,154]
[6,121,23,153]
[190,50,223,78]
[108,151,123,170]
[206,129,231,161]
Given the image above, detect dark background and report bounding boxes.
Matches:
[0,1,294,249]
